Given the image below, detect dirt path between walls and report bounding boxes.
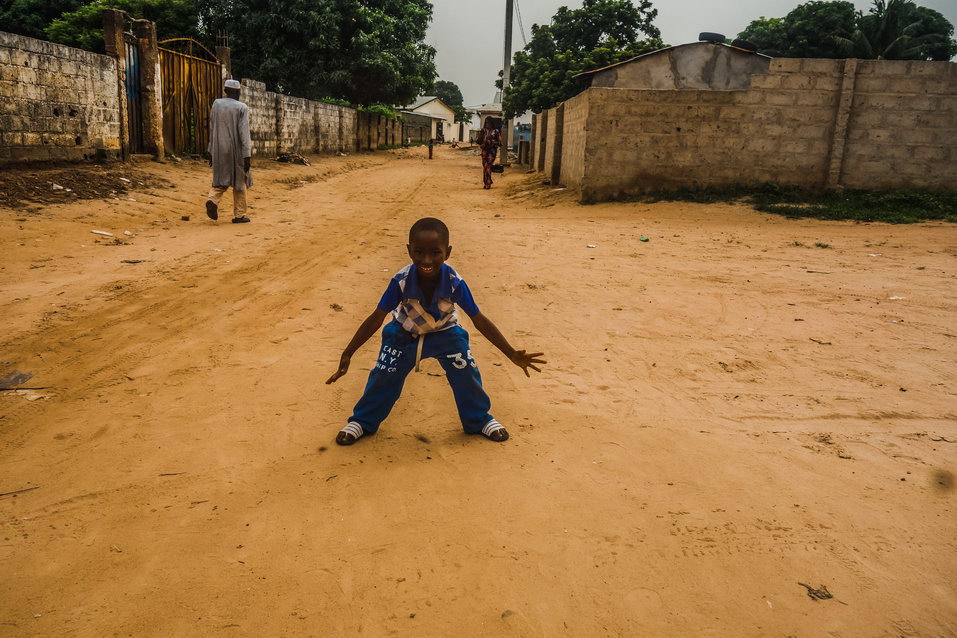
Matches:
[1,145,955,636]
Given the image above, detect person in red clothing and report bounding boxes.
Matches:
[477,118,501,189]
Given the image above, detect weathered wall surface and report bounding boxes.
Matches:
[842,59,957,189]
[241,79,382,156]
[241,79,278,156]
[402,112,433,144]
[559,92,588,190]
[539,56,957,201]
[535,110,548,172]
[542,107,558,179]
[0,28,404,165]
[0,31,120,163]
[589,43,771,91]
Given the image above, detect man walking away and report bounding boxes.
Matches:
[206,78,252,223]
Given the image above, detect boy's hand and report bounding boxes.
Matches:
[326,353,351,384]
[509,350,546,377]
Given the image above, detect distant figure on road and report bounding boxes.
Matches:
[205,78,252,224]
[478,118,501,189]
[325,217,546,446]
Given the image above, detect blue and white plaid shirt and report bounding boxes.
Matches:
[377,264,480,336]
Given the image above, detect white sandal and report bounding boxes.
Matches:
[336,421,364,446]
[481,419,509,441]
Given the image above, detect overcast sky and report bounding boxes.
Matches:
[425,0,957,109]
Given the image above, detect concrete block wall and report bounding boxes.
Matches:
[278,94,314,153]
[402,112,433,144]
[240,79,278,157]
[535,110,548,172]
[0,29,397,165]
[541,107,558,179]
[315,102,342,153]
[559,92,588,190]
[339,107,356,152]
[241,78,368,156]
[537,56,957,201]
[0,31,120,163]
[842,60,957,189]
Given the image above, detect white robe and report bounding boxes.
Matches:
[208,98,253,191]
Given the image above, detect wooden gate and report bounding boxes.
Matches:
[159,38,222,154]
[123,32,145,154]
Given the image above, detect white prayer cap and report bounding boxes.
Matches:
[224,79,241,89]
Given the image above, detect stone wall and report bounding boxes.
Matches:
[0,28,407,165]
[588,43,771,91]
[0,31,120,163]
[240,79,361,156]
[535,57,957,202]
[542,106,558,180]
[559,92,588,190]
[402,112,432,144]
[842,59,957,189]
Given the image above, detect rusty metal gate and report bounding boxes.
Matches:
[158,38,222,154]
[123,32,145,154]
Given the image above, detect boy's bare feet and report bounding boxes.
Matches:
[336,422,364,446]
[481,419,509,442]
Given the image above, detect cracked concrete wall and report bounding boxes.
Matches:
[241,79,362,157]
[589,43,771,91]
[540,55,957,202]
[0,31,121,164]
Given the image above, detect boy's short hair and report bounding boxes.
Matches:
[409,217,450,244]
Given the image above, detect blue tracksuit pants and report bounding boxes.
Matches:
[349,320,494,434]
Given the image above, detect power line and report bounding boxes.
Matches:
[514,0,528,47]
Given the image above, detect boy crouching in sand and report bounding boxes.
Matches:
[326,217,545,445]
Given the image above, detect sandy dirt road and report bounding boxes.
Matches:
[1,146,955,637]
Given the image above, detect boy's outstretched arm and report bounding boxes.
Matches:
[326,308,390,384]
[470,312,546,377]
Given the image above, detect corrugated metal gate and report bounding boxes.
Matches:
[158,38,222,154]
[123,32,145,153]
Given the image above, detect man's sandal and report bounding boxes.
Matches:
[336,422,364,446]
[232,216,251,224]
[206,200,218,220]
[481,419,509,442]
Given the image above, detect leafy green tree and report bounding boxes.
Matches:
[738,17,788,54]
[837,0,957,60]
[738,0,955,60]
[202,0,436,106]
[451,104,471,123]
[0,0,86,40]
[503,0,663,117]
[778,0,857,58]
[432,79,463,106]
[45,0,200,53]
[430,79,471,122]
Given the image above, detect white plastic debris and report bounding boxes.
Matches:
[119,177,131,183]
[587,244,597,248]
[51,183,64,190]
[91,230,114,237]
[123,230,133,236]
[888,296,905,300]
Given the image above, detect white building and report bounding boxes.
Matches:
[400,96,469,143]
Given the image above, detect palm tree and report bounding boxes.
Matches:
[835,0,957,60]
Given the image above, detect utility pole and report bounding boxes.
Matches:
[501,0,513,164]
